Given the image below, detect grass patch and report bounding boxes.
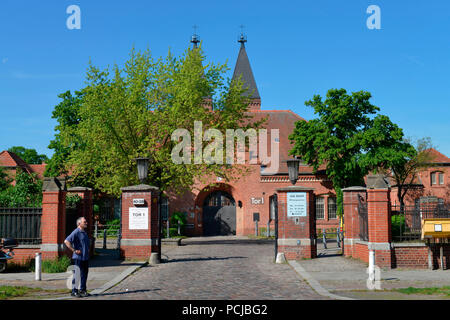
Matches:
[393,286,450,296]
[6,256,71,273]
[41,256,71,273]
[0,286,41,299]
[0,286,69,300]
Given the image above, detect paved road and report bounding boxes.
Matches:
[86,236,325,300]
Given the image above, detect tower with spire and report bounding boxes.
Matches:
[232,31,261,110]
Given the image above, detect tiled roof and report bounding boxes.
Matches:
[0,150,46,177]
[246,110,326,174]
[425,148,450,164]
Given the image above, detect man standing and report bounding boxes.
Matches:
[64,217,91,297]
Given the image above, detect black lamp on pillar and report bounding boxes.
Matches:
[286,158,301,185]
[134,157,150,184]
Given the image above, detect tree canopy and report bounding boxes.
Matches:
[289,88,413,215]
[0,169,42,207]
[46,46,262,196]
[8,146,48,165]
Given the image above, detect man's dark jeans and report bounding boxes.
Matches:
[72,259,89,292]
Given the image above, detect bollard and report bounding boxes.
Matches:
[337,229,341,248]
[368,250,375,284]
[255,221,258,237]
[103,229,107,249]
[267,221,270,237]
[166,220,170,238]
[323,231,327,249]
[35,252,41,281]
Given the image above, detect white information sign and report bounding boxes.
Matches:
[287,192,307,217]
[129,207,148,230]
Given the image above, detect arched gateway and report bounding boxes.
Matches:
[202,191,236,236]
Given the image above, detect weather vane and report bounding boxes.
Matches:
[238,24,247,46]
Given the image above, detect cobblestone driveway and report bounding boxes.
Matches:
[87,236,325,300]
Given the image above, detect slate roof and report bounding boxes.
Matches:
[232,42,260,99]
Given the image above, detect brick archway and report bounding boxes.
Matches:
[195,183,236,236]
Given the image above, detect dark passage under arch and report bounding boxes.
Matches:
[203,191,236,236]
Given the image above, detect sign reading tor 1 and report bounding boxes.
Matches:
[129,207,148,230]
[287,192,307,217]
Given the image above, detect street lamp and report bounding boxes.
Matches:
[134,157,150,184]
[286,158,301,185]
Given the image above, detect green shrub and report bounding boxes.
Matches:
[170,212,187,235]
[106,218,120,236]
[391,214,405,237]
[66,194,82,208]
[41,256,71,273]
[163,227,180,238]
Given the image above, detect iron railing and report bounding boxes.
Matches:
[358,195,369,241]
[0,207,42,244]
[391,203,449,242]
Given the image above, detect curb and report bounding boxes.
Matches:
[90,262,147,295]
[288,260,354,300]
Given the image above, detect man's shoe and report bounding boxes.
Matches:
[71,290,80,297]
[79,290,91,297]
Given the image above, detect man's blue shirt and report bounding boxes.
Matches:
[65,228,90,261]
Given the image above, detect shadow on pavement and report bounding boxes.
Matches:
[164,256,247,263]
[182,239,274,246]
[93,289,158,297]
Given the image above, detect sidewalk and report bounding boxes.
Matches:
[293,246,450,300]
[0,241,146,299]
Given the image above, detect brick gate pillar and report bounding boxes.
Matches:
[120,184,160,260]
[276,186,316,260]
[41,177,66,259]
[67,187,94,257]
[342,187,367,257]
[366,175,392,268]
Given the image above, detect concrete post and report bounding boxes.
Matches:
[35,252,41,281]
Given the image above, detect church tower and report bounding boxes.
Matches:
[232,33,261,110]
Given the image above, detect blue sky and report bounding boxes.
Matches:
[0,0,449,157]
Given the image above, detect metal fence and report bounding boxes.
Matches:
[358,195,369,241]
[391,203,450,242]
[0,207,42,244]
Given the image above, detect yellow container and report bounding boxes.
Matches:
[421,218,450,239]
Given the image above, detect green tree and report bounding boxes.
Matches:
[288,88,412,216]
[44,90,84,178]
[0,169,42,207]
[55,46,262,196]
[389,137,434,211]
[8,146,48,164]
[0,167,12,191]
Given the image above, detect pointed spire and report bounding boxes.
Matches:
[232,30,261,106]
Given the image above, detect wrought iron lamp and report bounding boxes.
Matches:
[286,158,301,185]
[134,157,150,184]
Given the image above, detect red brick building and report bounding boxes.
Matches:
[0,150,46,185]
[167,37,339,237]
[390,148,450,208]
